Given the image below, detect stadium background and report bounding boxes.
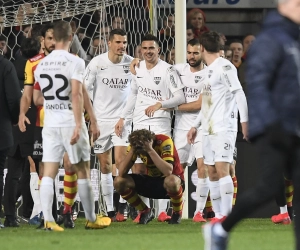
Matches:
[1,0,278,219]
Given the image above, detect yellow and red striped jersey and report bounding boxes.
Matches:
[127,134,184,180]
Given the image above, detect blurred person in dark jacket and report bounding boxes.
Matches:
[203,1,300,249]
[0,53,21,228]
[3,38,39,227]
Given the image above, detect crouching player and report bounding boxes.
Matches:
[114,129,184,224]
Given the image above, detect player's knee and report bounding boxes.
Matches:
[164,175,180,191]
[113,176,127,192]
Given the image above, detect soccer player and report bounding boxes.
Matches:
[203,1,300,249]
[33,21,111,231]
[114,129,184,224]
[171,38,207,222]
[84,29,133,221]
[188,31,248,223]
[115,33,185,222]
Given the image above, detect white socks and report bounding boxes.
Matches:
[29,172,42,219]
[280,205,288,214]
[77,179,96,222]
[119,196,127,203]
[195,177,210,214]
[209,180,221,218]
[40,177,55,222]
[158,199,169,214]
[219,175,234,216]
[101,172,114,212]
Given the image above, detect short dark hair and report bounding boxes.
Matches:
[31,24,44,40]
[229,39,243,48]
[129,129,156,150]
[141,34,159,46]
[109,28,126,41]
[199,31,221,53]
[41,23,54,38]
[53,21,72,42]
[187,38,200,47]
[20,38,41,59]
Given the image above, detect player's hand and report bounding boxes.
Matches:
[115,118,125,137]
[89,122,100,142]
[130,58,141,75]
[142,139,154,153]
[145,102,162,117]
[18,114,31,132]
[70,126,81,145]
[241,122,249,142]
[187,127,197,144]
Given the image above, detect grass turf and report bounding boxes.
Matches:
[0,218,294,250]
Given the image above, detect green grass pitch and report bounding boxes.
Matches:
[0,219,294,250]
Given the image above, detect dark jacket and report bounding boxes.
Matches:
[8,55,36,157]
[0,55,21,150]
[246,10,300,139]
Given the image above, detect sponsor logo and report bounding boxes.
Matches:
[138,86,163,100]
[137,76,143,78]
[223,73,232,87]
[100,67,107,70]
[102,78,130,89]
[154,76,161,85]
[170,74,177,88]
[179,74,185,77]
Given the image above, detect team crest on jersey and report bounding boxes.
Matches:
[123,65,130,73]
[154,77,161,85]
[194,76,202,83]
[170,75,177,88]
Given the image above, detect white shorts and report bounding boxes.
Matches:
[42,126,90,165]
[133,122,171,163]
[203,131,237,165]
[173,128,203,166]
[94,120,131,154]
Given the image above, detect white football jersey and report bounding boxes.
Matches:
[174,63,205,130]
[201,57,242,135]
[34,50,85,128]
[84,52,133,121]
[133,59,184,125]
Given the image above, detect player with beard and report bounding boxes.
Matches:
[171,38,208,222]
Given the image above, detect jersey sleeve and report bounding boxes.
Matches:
[160,137,175,165]
[83,58,97,100]
[71,58,85,83]
[166,66,184,94]
[24,60,34,86]
[221,64,242,92]
[127,145,137,163]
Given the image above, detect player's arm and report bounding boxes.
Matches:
[19,60,34,132]
[222,66,248,140]
[187,110,202,144]
[33,82,44,106]
[143,139,173,176]
[115,76,138,137]
[82,84,99,142]
[129,58,141,75]
[83,59,97,101]
[177,94,202,111]
[118,147,136,177]
[145,68,185,117]
[70,79,83,145]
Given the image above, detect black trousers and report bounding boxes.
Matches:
[222,133,300,250]
[0,148,9,212]
[3,146,33,218]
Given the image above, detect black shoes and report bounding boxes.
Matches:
[168,212,181,224]
[57,213,75,228]
[139,208,154,224]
